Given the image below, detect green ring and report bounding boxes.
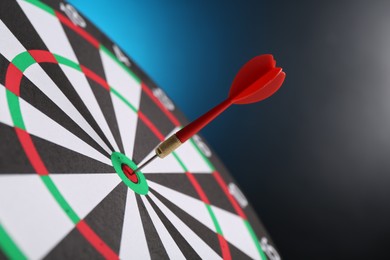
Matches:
[111,152,148,195]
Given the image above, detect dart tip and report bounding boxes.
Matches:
[133,154,158,173]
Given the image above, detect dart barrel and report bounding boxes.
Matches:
[155,134,183,158]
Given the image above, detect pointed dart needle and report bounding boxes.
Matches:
[133,154,158,173]
[133,54,285,171]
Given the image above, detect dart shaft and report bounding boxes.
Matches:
[176,98,232,143]
[152,98,232,160]
[147,98,232,161]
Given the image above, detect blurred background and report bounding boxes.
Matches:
[70,0,390,259]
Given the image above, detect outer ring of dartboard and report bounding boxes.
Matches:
[2,1,268,259]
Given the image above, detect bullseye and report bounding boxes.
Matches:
[111,152,148,195]
[121,164,138,184]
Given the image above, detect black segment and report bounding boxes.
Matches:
[245,203,276,249]
[0,124,35,174]
[195,174,236,214]
[146,195,201,260]
[0,0,50,51]
[39,63,115,153]
[63,26,123,152]
[132,119,160,164]
[20,74,110,158]
[139,91,175,137]
[227,240,253,260]
[0,54,9,85]
[40,0,61,10]
[84,183,128,254]
[88,79,125,154]
[0,247,7,260]
[44,227,104,260]
[62,27,103,75]
[149,188,222,257]
[62,19,125,153]
[54,0,107,52]
[31,134,113,173]
[146,174,199,200]
[136,195,169,260]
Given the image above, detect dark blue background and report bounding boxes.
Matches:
[70,1,390,259]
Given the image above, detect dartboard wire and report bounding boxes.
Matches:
[6,1,267,259]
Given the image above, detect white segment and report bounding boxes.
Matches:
[141,196,186,260]
[164,127,211,173]
[149,193,222,260]
[138,128,185,174]
[0,21,111,154]
[0,84,13,127]
[211,206,260,260]
[18,1,120,152]
[23,64,112,154]
[60,65,120,151]
[119,191,150,260]
[17,0,78,62]
[50,173,121,219]
[100,49,142,110]
[20,98,111,165]
[111,93,138,157]
[148,181,215,231]
[175,138,212,173]
[0,175,73,259]
[0,21,26,60]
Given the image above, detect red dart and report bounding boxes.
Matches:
[134,54,285,172]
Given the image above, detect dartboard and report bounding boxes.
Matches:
[0,0,279,259]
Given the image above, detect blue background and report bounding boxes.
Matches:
[69,1,390,259]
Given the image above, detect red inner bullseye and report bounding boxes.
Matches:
[121,164,139,184]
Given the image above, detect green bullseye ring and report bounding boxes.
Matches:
[111,152,148,195]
